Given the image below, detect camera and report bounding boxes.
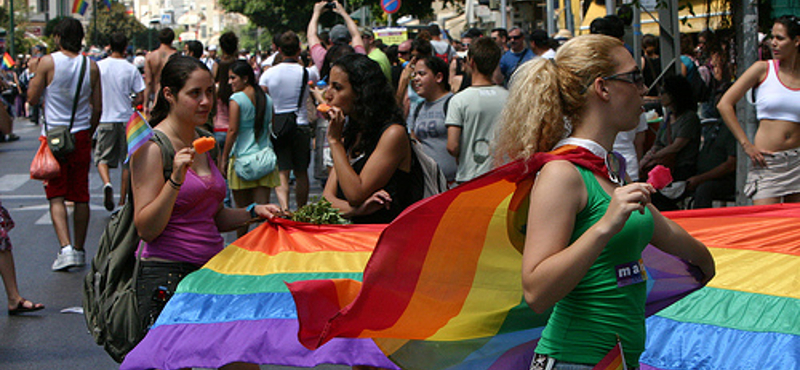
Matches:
[324,1,336,9]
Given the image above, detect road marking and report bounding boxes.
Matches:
[0,174,31,192]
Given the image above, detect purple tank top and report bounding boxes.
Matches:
[138,154,226,266]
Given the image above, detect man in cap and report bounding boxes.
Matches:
[361,27,392,81]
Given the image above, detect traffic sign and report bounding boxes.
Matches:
[381,0,401,14]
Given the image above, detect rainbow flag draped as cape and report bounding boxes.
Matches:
[72,0,89,15]
[2,53,15,70]
[121,148,799,369]
[124,111,152,164]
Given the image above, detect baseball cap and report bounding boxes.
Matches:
[330,24,352,45]
[360,27,374,39]
[207,45,217,51]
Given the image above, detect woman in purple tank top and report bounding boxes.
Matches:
[130,56,282,368]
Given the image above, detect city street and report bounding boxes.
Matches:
[0,117,344,370]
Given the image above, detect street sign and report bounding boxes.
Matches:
[381,0,400,14]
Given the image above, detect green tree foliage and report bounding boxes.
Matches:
[0,4,43,57]
[86,2,147,48]
[219,0,440,35]
[223,24,273,52]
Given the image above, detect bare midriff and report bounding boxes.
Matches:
[755,119,800,152]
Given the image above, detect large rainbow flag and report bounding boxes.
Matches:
[121,152,799,369]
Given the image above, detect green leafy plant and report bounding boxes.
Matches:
[291,197,350,225]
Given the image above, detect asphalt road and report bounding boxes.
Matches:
[0,117,345,370]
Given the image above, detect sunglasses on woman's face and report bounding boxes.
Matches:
[602,68,645,90]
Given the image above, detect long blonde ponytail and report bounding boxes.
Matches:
[494,35,623,162]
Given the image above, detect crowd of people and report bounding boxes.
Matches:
[1,4,798,370]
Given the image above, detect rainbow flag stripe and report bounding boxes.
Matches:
[2,53,15,70]
[124,111,152,164]
[593,341,625,370]
[122,221,398,370]
[72,0,88,15]
[640,204,800,370]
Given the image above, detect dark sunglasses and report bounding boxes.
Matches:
[509,35,524,40]
[603,69,645,89]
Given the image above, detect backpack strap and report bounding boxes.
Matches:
[413,94,454,123]
[150,130,176,182]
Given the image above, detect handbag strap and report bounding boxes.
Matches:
[296,67,308,110]
[43,56,87,133]
[68,56,87,132]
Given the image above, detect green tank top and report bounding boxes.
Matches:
[536,165,654,368]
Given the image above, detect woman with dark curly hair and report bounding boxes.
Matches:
[321,53,423,224]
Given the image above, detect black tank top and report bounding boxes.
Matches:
[336,124,424,224]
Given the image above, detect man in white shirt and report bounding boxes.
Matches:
[96,32,145,211]
[259,30,319,212]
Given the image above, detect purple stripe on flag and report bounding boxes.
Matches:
[121,319,399,370]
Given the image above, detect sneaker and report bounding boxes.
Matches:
[103,183,114,211]
[52,246,86,271]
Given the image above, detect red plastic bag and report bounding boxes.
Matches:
[30,136,61,180]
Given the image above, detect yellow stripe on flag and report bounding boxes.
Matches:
[205,245,371,276]
[707,247,800,299]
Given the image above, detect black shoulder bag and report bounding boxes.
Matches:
[271,64,308,146]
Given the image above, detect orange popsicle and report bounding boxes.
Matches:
[317,104,332,114]
[193,137,216,154]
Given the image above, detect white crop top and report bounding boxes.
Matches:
[755,60,800,123]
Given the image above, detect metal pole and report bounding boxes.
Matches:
[546,0,555,35]
[500,0,507,29]
[606,0,616,16]
[565,0,574,35]
[388,13,392,27]
[94,0,98,47]
[632,1,641,69]
[9,0,14,59]
[733,0,758,206]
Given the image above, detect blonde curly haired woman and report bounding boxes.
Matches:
[495,35,715,370]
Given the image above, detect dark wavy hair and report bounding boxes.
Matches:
[229,60,268,139]
[332,54,404,156]
[54,17,84,53]
[775,15,800,40]
[417,56,451,93]
[663,75,697,116]
[150,56,212,126]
